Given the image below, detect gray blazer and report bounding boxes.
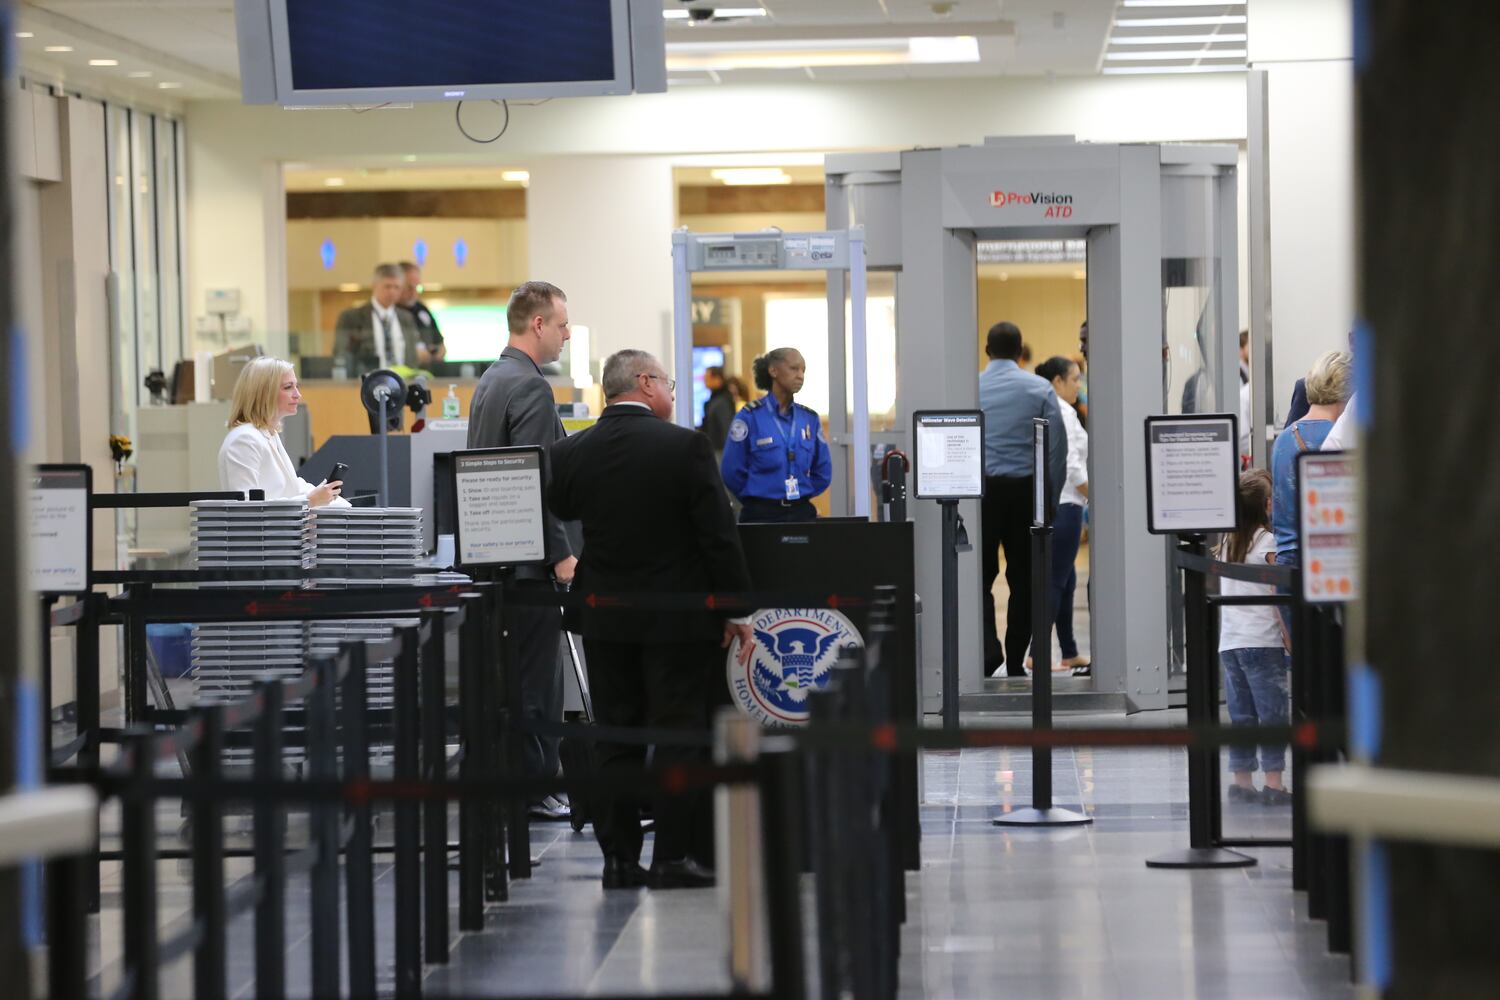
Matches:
[333,303,419,374]
[468,345,578,574]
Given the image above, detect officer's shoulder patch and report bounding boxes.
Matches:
[729,419,749,443]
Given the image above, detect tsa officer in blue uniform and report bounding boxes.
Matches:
[721,347,832,523]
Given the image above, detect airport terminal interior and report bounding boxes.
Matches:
[2,1,1495,998]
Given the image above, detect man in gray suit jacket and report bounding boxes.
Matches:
[467,280,577,819]
[333,263,420,375]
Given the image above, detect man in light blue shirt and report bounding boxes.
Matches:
[978,322,1068,678]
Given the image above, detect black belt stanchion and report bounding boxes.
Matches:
[393,627,424,999]
[308,656,342,999]
[421,609,452,964]
[495,580,533,881]
[1146,536,1255,869]
[457,592,495,920]
[192,706,230,1000]
[342,641,378,998]
[938,498,962,731]
[253,680,287,1000]
[996,418,1092,829]
[121,731,160,1000]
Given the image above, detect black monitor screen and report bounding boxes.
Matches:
[286,0,617,92]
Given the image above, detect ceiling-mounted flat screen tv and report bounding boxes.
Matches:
[236,0,664,106]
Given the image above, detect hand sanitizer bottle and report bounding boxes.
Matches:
[442,384,461,419]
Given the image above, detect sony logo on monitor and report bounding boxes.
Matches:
[235,0,665,107]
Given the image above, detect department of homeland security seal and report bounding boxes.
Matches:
[728,608,864,727]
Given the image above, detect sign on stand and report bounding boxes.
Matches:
[451,447,548,569]
[29,465,92,595]
[1297,451,1359,604]
[1144,414,1239,535]
[912,410,985,500]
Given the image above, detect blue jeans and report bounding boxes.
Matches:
[1220,646,1290,774]
[1049,503,1085,660]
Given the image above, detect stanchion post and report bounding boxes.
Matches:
[46,853,87,1000]
[124,586,151,724]
[479,584,508,902]
[308,658,342,999]
[192,706,228,1000]
[497,583,532,880]
[121,731,160,1000]
[253,681,286,1000]
[342,640,378,999]
[995,418,1091,829]
[421,610,451,963]
[457,595,487,926]
[1146,538,1254,869]
[760,751,808,1000]
[939,498,961,731]
[76,593,102,913]
[715,709,767,993]
[804,686,840,1000]
[393,628,423,999]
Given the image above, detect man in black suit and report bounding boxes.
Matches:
[468,280,578,821]
[548,349,754,890]
[399,261,445,366]
[333,263,420,375]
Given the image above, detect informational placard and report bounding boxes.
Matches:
[1144,414,1239,535]
[29,465,91,595]
[912,410,985,500]
[1032,419,1048,528]
[1298,451,1359,604]
[451,447,548,569]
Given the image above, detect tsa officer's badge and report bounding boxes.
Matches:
[727,608,864,727]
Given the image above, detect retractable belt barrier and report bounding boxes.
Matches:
[37,562,1355,1000]
[1153,537,1352,960]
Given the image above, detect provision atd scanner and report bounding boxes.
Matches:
[819,137,1240,712]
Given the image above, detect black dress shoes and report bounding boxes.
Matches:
[647,858,716,890]
[602,856,649,889]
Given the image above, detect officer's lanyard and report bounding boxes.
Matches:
[770,404,801,474]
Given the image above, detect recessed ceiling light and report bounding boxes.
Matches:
[662,8,689,18]
[1109,34,1246,45]
[44,45,73,53]
[1115,16,1247,27]
[157,81,183,89]
[1121,0,1245,5]
[338,283,361,292]
[324,177,346,187]
[500,170,530,184]
[15,32,33,39]
[715,7,769,15]
[127,70,152,78]
[403,154,418,162]
[89,59,119,67]
[710,167,791,186]
[1105,49,1247,60]
[424,283,444,292]
[1102,64,1247,74]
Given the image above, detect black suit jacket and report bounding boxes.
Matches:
[468,345,577,578]
[548,404,751,643]
[332,302,419,374]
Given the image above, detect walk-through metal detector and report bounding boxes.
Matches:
[825,137,1239,713]
[670,227,872,517]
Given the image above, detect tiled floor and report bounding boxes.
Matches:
[80,713,1353,1000]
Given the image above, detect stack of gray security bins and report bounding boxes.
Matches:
[307,506,427,764]
[189,499,312,765]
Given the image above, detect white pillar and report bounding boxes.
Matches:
[1248,0,1355,418]
[525,156,677,379]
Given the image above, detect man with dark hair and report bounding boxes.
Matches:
[398,261,445,366]
[468,280,577,821]
[548,349,753,889]
[333,263,419,375]
[978,321,1068,678]
[698,365,735,451]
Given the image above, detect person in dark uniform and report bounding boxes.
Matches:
[548,349,754,890]
[720,348,831,523]
[698,365,735,451]
[467,280,576,822]
[398,261,445,366]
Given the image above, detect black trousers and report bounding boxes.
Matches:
[505,579,564,780]
[582,637,719,866]
[981,475,1033,677]
[738,497,817,523]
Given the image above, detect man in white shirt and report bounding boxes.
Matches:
[333,263,419,375]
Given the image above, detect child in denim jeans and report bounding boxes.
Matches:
[1217,469,1292,806]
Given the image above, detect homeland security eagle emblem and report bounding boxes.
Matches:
[728,608,864,727]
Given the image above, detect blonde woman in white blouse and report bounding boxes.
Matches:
[1035,356,1090,675]
[218,357,348,507]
